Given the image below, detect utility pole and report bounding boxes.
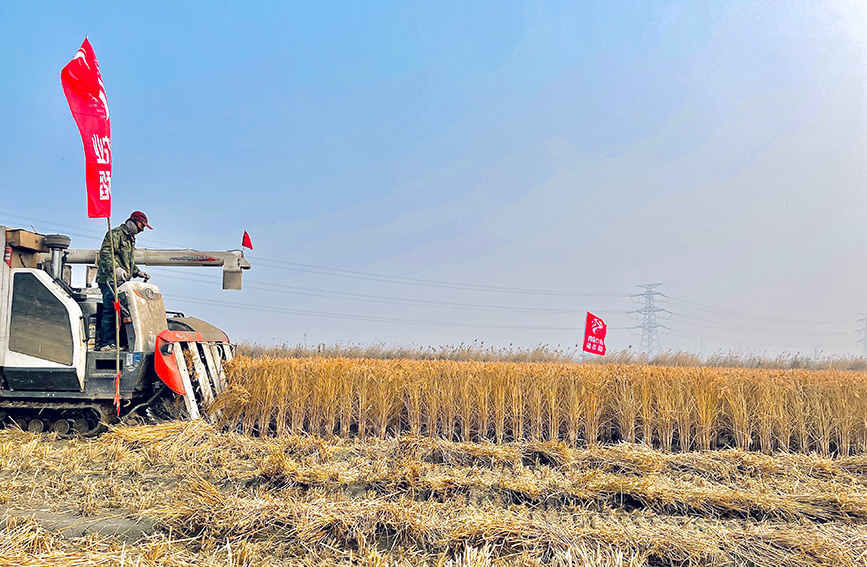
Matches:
[856,314,867,356]
[629,283,670,355]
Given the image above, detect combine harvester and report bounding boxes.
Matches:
[0,225,251,434]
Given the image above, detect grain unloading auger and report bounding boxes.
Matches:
[0,226,250,434]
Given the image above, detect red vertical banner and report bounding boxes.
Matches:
[61,38,112,219]
[241,230,253,250]
[582,312,607,355]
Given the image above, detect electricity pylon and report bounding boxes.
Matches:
[629,283,670,355]
[857,314,867,356]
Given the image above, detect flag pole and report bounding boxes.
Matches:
[106,216,121,415]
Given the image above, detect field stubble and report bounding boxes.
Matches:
[0,422,865,566]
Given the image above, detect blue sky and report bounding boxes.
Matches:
[1,2,865,355]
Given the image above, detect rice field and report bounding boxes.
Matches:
[218,357,867,456]
[1,357,865,565]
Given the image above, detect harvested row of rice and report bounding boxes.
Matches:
[4,425,865,518]
[254,451,867,523]
[0,516,649,567]
[2,425,865,566]
[156,478,866,567]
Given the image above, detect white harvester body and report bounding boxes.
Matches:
[0,225,249,433]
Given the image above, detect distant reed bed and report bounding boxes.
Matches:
[238,342,867,370]
[216,357,867,455]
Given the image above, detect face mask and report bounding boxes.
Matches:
[125,220,141,235]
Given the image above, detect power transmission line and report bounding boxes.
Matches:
[170,294,586,332]
[666,295,837,326]
[5,210,857,349]
[150,268,633,315]
[668,310,852,336]
[153,269,633,332]
[249,256,629,297]
[0,211,630,299]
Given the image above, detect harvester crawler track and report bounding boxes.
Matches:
[0,341,234,437]
[0,401,113,436]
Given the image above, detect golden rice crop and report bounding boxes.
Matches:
[216,357,867,455]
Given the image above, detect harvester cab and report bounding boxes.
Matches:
[0,226,250,434]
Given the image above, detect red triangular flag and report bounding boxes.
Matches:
[241,230,253,250]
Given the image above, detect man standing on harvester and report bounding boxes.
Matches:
[95,210,153,351]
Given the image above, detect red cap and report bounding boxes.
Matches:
[129,211,153,230]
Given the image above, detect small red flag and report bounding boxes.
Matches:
[241,230,253,250]
[114,371,121,416]
[61,38,112,219]
[582,312,607,356]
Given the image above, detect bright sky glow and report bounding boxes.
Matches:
[1,2,865,356]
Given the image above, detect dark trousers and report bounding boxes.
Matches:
[98,282,117,348]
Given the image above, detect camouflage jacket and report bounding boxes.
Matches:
[96,223,140,284]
